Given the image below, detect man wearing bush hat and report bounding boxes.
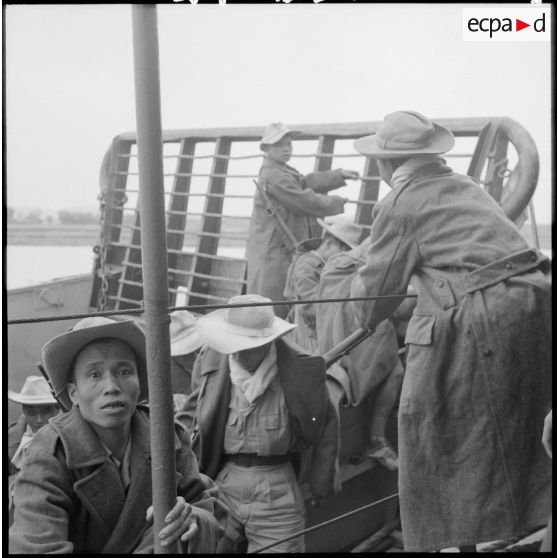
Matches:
[284,215,364,352]
[247,122,360,318]
[177,294,339,553]
[349,110,552,551]
[9,316,227,554]
[8,376,61,478]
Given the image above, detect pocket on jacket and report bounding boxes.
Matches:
[262,414,280,430]
[404,315,436,346]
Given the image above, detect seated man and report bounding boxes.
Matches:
[284,216,363,353]
[177,294,339,553]
[8,375,61,479]
[317,238,406,470]
[9,316,227,554]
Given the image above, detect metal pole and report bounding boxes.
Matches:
[131,5,178,553]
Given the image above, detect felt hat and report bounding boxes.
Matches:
[354,111,455,159]
[317,216,363,249]
[41,316,148,410]
[8,376,58,406]
[197,294,296,355]
[260,122,300,150]
[169,310,203,356]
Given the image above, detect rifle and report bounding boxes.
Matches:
[323,327,376,368]
[253,179,298,257]
[36,362,69,411]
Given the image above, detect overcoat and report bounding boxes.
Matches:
[350,158,552,551]
[9,406,227,554]
[246,157,346,317]
[317,248,403,407]
[7,414,27,477]
[177,337,339,499]
[284,238,324,352]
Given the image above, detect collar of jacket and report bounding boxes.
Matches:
[198,337,327,447]
[49,406,181,469]
[262,156,301,176]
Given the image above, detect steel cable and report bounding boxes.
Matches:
[7,293,417,325]
[250,493,399,553]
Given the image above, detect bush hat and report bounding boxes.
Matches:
[354,111,455,159]
[8,375,58,406]
[317,216,363,249]
[41,316,148,410]
[170,310,203,356]
[197,294,296,355]
[260,122,300,150]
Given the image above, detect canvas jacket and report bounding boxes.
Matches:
[9,406,227,554]
[177,337,339,499]
[246,158,346,316]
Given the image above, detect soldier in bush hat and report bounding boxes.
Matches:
[8,376,61,478]
[349,110,552,552]
[177,294,340,553]
[247,122,360,318]
[284,215,364,352]
[9,316,227,554]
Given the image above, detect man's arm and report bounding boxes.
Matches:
[9,440,75,553]
[350,206,419,329]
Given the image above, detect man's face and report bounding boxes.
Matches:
[234,343,271,373]
[377,159,394,186]
[67,339,140,433]
[22,404,60,433]
[266,136,293,164]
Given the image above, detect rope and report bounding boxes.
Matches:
[7,293,417,325]
[250,493,399,553]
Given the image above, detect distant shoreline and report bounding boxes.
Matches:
[7,224,101,246]
[7,222,553,250]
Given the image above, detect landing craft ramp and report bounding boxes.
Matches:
[89,118,540,313]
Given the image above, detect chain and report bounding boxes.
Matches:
[95,189,110,311]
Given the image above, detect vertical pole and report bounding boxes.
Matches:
[131,5,178,553]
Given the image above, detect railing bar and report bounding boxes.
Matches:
[110,224,248,241]
[117,189,255,199]
[107,294,143,307]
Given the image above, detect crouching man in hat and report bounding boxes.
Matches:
[9,316,228,554]
[8,376,61,480]
[349,110,552,551]
[284,215,364,353]
[177,294,339,553]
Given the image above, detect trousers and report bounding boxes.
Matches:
[216,461,306,553]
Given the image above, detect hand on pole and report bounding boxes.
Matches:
[146,496,198,547]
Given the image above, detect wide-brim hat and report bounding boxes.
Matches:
[8,375,58,405]
[170,310,203,356]
[197,294,296,355]
[354,110,455,159]
[41,317,148,410]
[260,122,301,150]
[317,217,363,249]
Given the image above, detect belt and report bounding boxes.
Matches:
[224,453,290,467]
[458,248,548,294]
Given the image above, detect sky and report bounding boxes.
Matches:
[4,2,554,223]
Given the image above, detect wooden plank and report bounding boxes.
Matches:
[118,117,499,143]
[166,139,196,303]
[484,130,509,203]
[466,122,497,181]
[188,138,231,308]
[89,138,132,309]
[310,135,336,237]
[355,156,380,231]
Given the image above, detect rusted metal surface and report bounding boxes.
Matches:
[131,4,177,553]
